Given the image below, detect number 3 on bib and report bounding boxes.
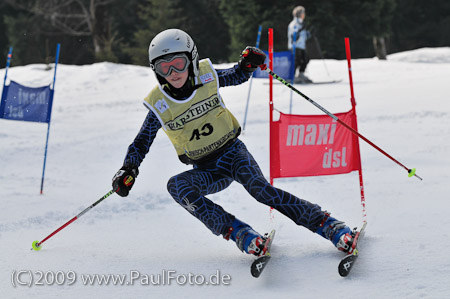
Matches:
[190,123,214,141]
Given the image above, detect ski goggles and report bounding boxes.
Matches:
[153,53,190,77]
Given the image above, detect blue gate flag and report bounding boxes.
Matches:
[253,50,294,79]
[0,80,54,123]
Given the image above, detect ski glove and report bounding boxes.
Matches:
[239,46,267,72]
[112,166,139,197]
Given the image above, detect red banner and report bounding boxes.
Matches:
[270,109,361,178]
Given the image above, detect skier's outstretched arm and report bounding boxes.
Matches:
[112,110,161,196]
[216,46,266,87]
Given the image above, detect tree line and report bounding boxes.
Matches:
[1,0,449,67]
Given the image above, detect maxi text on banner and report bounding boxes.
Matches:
[270,109,361,178]
[0,80,53,123]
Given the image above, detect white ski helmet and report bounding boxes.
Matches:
[149,29,199,84]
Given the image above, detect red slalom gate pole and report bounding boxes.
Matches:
[263,67,423,181]
[31,190,115,251]
[345,38,367,222]
[268,28,274,186]
[345,38,356,105]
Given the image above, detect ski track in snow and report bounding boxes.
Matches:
[1,48,450,298]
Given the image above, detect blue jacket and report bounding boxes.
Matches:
[287,18,310,50]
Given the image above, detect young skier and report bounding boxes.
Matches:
[112,28,355,257]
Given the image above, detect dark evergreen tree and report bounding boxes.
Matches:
[3,12,45,65]
[390,0,450,52]
[0,4,12,68]
[219,0,294,61]
[3,8,94,66]
[125,0,230,66]
[219,0,397,60]
[4,0,117,63]
[109,0,141,64]
[304,0,395,59]
[2,0,449,66]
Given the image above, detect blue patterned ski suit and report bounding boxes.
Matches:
[123,64,330,242]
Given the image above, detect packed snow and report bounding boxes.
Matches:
[1,47,449,298]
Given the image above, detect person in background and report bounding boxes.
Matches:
[288,5,312,84]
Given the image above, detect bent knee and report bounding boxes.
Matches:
[167,175,176,191]
[167,174,194,200]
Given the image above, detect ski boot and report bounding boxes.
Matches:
[294,72,313,84]
[224,219,267,257]
[336,228,358,254]
[238,230,267,257]
[316,212,355,254]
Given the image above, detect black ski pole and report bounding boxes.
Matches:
[312,36,331,77]
[31,189,117,251]
[264,67,422,181]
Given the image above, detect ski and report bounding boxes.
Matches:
[304,79,342,85]
[338,222,367,277]
[250,229,276,278]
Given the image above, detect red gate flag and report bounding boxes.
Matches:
[270,109,361,178]
[266,30,366,221]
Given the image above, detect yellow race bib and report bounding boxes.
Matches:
[144,59,240,161]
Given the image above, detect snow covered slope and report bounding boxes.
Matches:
[1,48,449,298]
